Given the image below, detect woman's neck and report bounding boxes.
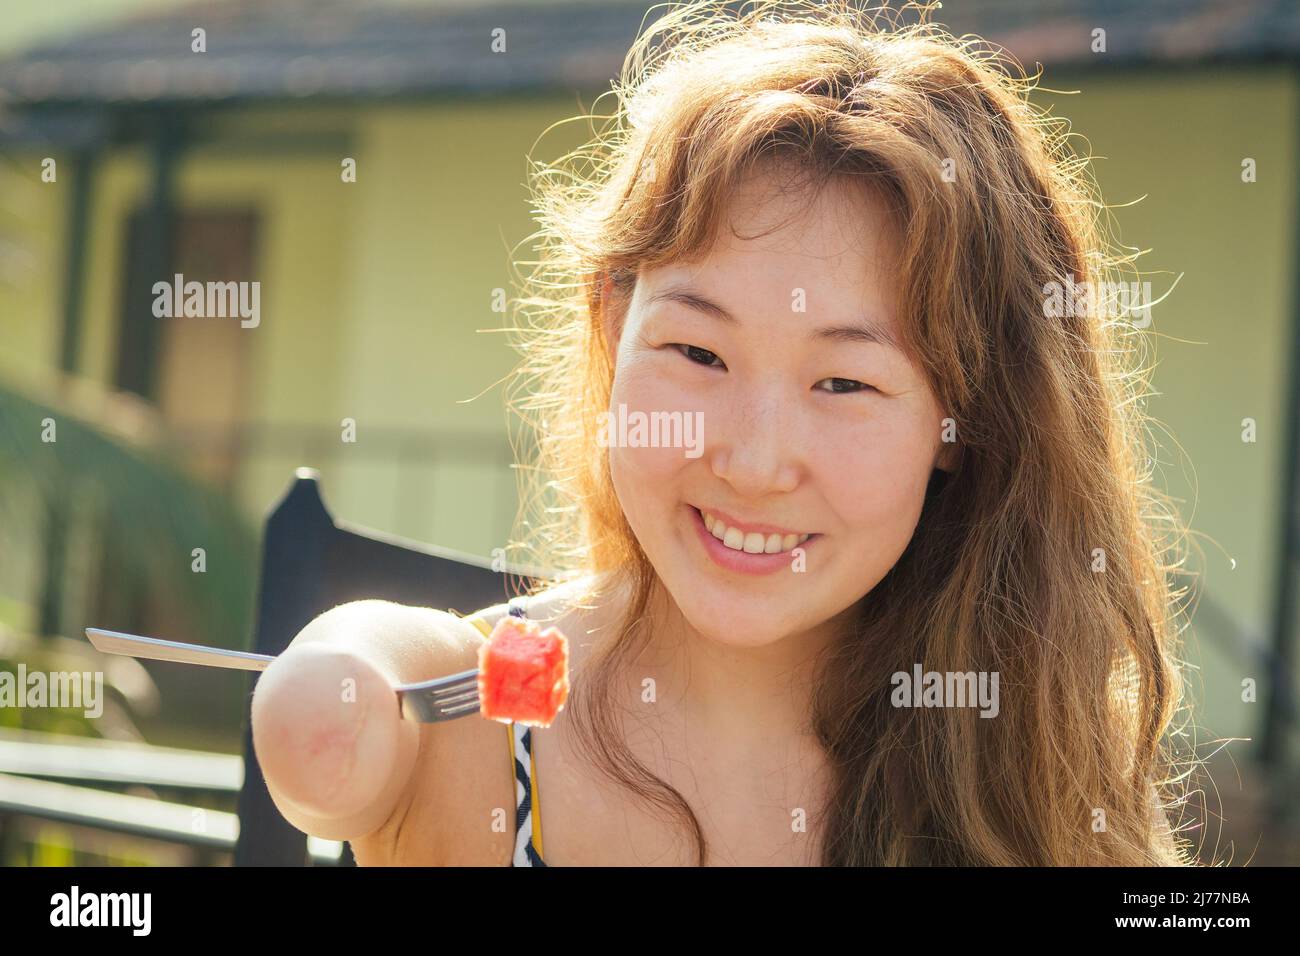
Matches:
[632,575,848,748]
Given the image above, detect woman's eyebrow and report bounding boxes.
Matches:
[646,286,904,353]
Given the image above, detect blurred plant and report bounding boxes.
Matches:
[0,371,257,651]
[0,626,159,738]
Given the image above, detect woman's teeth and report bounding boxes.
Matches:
[702,511,810,554]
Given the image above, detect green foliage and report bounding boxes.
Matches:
[0,377,257,649]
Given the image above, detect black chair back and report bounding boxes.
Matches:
[233,468,539,865]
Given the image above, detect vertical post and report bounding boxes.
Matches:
[1259,114,1300,769]
[58,149,96,375]
[37,147,97,639]
[115,109,180,400]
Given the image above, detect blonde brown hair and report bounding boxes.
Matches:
[504,0,1199,865]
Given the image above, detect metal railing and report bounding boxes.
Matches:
[0,727,342,865]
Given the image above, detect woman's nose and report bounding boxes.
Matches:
[708,388,802,496]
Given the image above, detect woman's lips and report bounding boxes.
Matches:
[688,505,818,576]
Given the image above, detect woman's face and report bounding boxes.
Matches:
[605,165,955,648]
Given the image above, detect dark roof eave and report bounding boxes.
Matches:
[0,0,1296,110]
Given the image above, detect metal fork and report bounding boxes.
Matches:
[84,627,480,723]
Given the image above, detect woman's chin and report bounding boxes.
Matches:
[649,547,827,645]
[676,598,799,649]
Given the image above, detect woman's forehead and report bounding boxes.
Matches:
[671,164,901,283]
[643,186,901,316]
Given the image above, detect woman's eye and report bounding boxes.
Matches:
[670,347,871,393]
[673,344,724,368]
[814,377,874,394]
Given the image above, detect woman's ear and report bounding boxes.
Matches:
[935,436,960,473]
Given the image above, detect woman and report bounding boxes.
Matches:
[252,0,1196,866]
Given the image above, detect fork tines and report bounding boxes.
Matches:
[396,667,481,723]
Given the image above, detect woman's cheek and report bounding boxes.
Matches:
[608,355,705,459]
[606,361,696,519]
[615,348,690,406]
[825,430,933,550]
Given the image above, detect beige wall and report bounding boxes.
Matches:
[1039,66,1298,750]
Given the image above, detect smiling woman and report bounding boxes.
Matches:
[498,0,1197,866]
[608,168,951,631]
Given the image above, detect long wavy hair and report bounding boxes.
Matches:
[502,0,1199,865]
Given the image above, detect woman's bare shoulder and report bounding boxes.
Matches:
[473,571,623,646]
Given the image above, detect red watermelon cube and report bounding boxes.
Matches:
[478,615,569,727]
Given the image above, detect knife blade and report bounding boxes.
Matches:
[85,627,276,672]
[83,627,482,723]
